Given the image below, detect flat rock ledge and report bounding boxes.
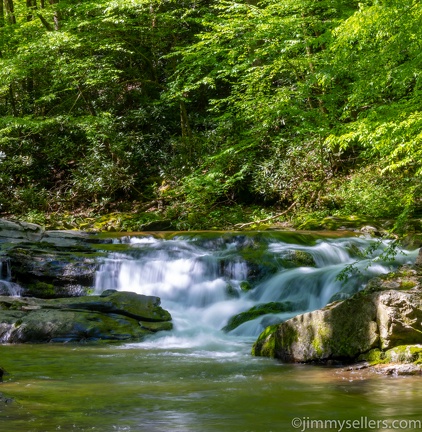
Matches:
[252,249,422,366]
[0,291,172,343]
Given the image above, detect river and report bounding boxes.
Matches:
[0,231,421,431]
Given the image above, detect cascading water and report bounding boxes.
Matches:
[94,232,417,349]
[0,258,22,296]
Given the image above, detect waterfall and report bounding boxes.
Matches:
[94,233,417,346]
[0,258,22,296]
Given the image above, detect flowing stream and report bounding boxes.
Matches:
[94,232,415,343]
[0,231,421,432]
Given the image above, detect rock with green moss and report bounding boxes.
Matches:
[253,281,422,362]
[296,215,383,233]
[5,243,99,298]
[251,324,279,357]
[222,302,294,332]
[253,294,379,362]
[239,281,252,292]
[280,250,316,268]
[359,345,422,365]
[0,291,172,343]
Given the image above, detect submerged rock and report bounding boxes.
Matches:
[222,302,294,332]
[0,291,172,343]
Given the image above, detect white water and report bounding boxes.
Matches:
[94,233,417,350]
[0,258,22,296]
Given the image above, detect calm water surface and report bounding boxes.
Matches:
[1,342,422,432]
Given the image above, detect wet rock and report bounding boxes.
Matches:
[252,294,379,361]
[6,243,99,298]
[253,288,422,362]
[253,258,422,363]
[0,292,172,343]
[380,364,422,376]
[223,302,295,332]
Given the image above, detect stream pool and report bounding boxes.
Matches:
[1,342,422,432]
[1,231,421,431]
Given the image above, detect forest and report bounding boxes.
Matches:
[0,0,421,231]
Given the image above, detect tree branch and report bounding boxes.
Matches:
[234,201,297,229]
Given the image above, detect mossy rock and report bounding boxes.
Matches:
[239,281,252,292]
[25,282,56,298]
[251,324,279,358]
[280,250,316,268]
[297,215,376,231]
[0,291,173,343]
[225,284,240,298]
[222,302,294,332]
[359,345,422,366]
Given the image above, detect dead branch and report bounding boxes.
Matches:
[234,201,297,229]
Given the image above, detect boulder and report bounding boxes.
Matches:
[416,248,422,267]
[253,255,422,363]
[253,275,422,362]
[0,291,172,343]
[252,294,379,362]
[0,219,44,242]
[5,243,98,298]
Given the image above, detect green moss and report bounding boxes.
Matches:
[222,302,294,332]
[26,282,56,298]
[359,346,422,365]
[400,280,417,290]
[283,250,316,268]
[311,327,331,358]
[296,215,374,231]
[251,324,279,357]
[225,284,239,298]
[386,345,422,364]
[358,349,387,365]
[239,281,252,292]
[280,324,298,348]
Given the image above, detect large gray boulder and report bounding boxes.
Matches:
[0,218,101,297]
[0,291,172,343]
[0,218,92,246]
[252,293,379,362]
[253,259,422,363]
[0,219,44,242]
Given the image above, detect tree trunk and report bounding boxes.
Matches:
[180,100,193,158]
[0,0,5,28]
[4,0,16,24]
[26,0,37,21]
[9,84,18,117]
[49,0,60,30]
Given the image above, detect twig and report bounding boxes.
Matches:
[235,201,297,229]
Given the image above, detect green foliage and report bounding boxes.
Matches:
[0,0,420,230]
[325,166,412,218]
